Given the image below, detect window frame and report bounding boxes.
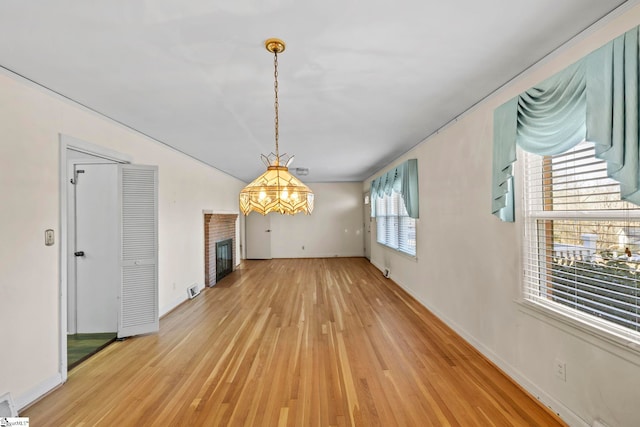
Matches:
[374,191,417,257]
[519,145,640,360]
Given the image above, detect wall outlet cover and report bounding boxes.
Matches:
[554,358,566,382]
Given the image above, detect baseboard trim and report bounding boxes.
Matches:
[371,263,588,427]
[160,294,188,318]
[16,373,62,413]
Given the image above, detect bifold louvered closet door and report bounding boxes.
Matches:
[118,164,159,338]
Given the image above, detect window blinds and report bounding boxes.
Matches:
[523,141,640,341]
[376,192,416,256]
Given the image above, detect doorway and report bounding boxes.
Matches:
[60,136,160,379]
[67,152,120,369]
[70,162,119,333]
[67,333,116,369]
[245,212,272,259]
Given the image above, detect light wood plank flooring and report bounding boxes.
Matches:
[24,258,565,426]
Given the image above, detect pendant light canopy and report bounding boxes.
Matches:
[239,38,314,216]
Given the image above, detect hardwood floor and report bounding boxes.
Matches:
[24,258,565,426]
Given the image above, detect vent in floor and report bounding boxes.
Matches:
[187,284,200,299]
[0,392,17,417]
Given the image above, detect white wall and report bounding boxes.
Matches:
[269,182,364,258]
[0,70,244,409]
[366,6,640,427]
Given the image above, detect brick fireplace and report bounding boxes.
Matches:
[204,213,237,286]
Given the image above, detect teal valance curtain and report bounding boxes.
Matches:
[492,25,640,221]
[587,27,640,204]
[370,158,419,218]
[492,98,518,222]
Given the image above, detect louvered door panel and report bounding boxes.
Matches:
[118,164,159,338]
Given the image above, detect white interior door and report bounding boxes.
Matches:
[118,164,159,338]
[74,163,119,333]
[246,212,272,259]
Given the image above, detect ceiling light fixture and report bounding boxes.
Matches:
[239,38,314,216]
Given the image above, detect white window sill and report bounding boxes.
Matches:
[516,299,640,367]
[376,242,417,261]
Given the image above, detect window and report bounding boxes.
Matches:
[375,191,416,256]
[523,140,640,344]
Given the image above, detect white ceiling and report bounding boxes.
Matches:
[0,1,632,182]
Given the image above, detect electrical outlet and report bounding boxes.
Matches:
[554,358,566,382]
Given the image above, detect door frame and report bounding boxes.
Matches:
[59,134,131,381]
[364,191,371,260]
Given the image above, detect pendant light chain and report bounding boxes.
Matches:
[273,51,280,160]
[238,38,314,216]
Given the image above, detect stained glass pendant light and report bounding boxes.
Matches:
[239,38,314,216]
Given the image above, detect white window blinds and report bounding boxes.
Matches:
[523,141,640,343]
[375,191,416,256]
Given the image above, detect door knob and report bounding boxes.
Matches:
[74,251,85,257]
[266,229,271,232]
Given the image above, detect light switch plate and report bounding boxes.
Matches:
[45,229,55,246]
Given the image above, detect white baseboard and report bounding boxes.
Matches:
[160,294,187,318]
[370,259,384,272]
[280,253,365,258]
[16,373,62,413]
[373,264,588,427]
